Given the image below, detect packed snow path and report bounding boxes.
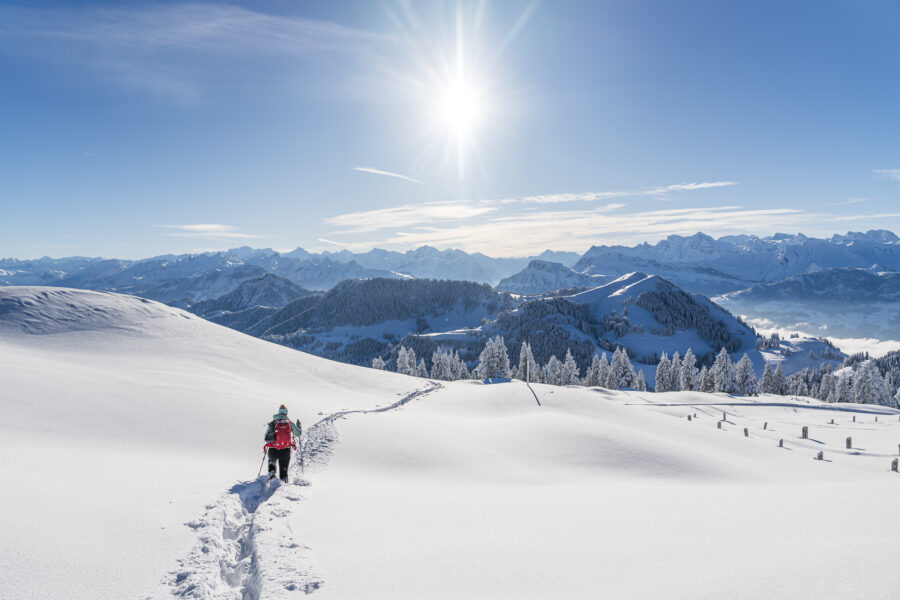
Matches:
[149,381,441,600]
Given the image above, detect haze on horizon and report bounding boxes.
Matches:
[2,0,899,259]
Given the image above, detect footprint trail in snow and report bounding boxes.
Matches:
[148,381,442,599]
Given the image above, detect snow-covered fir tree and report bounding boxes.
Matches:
[655,353,672,392]
[773,363,787,395]
[430,347,452,380]
[710,348,740,394]
[515,341,539,383]
[561,349,580,386]
[607,347,637,389]
[759,362,776,394]
[853,360,891,405]
[451,350,471,380]
[371,356,386,370]
[396,346,418,376]
[474,336,511,379]
[635,369,647,391]
[680,348,698,391]
[832,373,852,403]
[735,354,759,396]
[698,365,714,393]
[543,355,563,386]
[416,358,428,378]
[669,351,682,392]
[584,354,607,387]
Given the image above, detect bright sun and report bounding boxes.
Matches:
[435,78,484,139]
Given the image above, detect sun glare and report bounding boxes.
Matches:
[435,78,484,139]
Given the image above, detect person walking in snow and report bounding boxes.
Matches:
[264,405,302,482]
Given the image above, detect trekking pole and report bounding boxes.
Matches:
[257,448,267,477]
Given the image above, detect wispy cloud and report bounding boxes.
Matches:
[352,167,421,184]
[872,169,900,181]
[321,205,802,256]
[518,181,737,204]
[158,224,260,240]
[324,201,497,234]
[827,197,866,206]
[0,4,384,98]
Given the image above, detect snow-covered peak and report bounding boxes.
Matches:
[0,287,197,336]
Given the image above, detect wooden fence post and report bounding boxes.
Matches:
[763,422,768,430]
[846,437,852,449]
[802,426,808,439]
[853,415,856,423]
[893,458,899,473]
[687,415,692,421]
[744,428,749,437]
[778,439,784,448]
[717,421,722,429]
[816,451,824,461]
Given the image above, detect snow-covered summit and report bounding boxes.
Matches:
[496,259,608,295]
[0,286,195,335]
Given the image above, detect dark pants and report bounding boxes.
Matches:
[267,447,291,482]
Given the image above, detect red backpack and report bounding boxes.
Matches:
[267,419,296,450]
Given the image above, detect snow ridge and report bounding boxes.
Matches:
[149,381,442,600]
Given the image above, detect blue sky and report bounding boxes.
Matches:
[1,0,899,259]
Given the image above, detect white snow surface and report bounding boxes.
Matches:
[1,287,899,599]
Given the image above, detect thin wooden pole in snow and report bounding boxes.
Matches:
[717,421,722,429]
[778,439,784,448]
[817,451,824,461]
[893,458,899,473]
[763,421,768,430]
[846,437,852,449]
[802,426,809,439]
[744,428,749,437]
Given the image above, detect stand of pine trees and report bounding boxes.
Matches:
[376,337,899,408]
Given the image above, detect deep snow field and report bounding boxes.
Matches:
[1,287,899,600]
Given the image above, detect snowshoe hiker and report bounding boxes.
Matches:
[263,405,302,482]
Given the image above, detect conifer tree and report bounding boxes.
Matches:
[585,354,605,387]
[759,362,776,394]
[544,355,563,386]
[636,369,647,392]
[680,348,698,391]
[773,363,787,395]
[371,356,386,370]
[669,351,682,391]
[561,349,580,386]
[655,353,672,393]
[416,358,428,378]
[699,365,714,393]
[709,348,739,394]
[736,354,759,396]
[516,341,539,383]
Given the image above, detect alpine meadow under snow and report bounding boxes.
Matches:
[1,287,899,599]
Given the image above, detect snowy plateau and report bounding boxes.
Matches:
[1,287,899,600]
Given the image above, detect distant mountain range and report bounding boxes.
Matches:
[2,229,899,346]
[715,267,900,339]
[572,230,900,296]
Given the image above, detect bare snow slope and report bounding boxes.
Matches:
[296,383,900,600]
[0,287,418,600]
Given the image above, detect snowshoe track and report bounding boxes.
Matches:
[149,381,441,599]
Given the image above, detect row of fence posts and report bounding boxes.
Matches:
[694,410,900,472]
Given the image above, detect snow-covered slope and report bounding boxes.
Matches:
[293,382,900,600]
[0,287,418,600]
[1,286,898,600]
[496,259,609,294]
